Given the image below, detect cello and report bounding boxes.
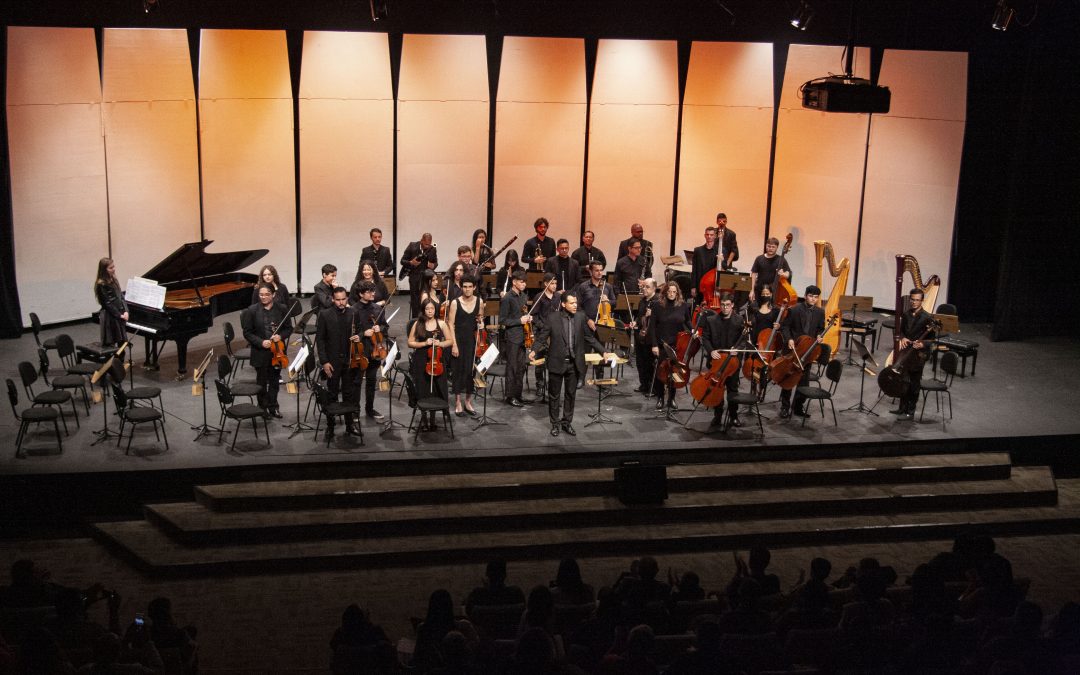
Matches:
[768,316,838,390]
[878,320,940,398]
[689,318,749,410]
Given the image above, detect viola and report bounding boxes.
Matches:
[349,338,368,370]
[596,296,615,328]
[425,329,445,377]
[690,350,740,409]
[475,322,489,358]
[370,330,388,361]
[769,315,838,390]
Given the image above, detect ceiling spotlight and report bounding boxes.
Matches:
[369,0,389,22]
[991,0,1015,30]
[790,1,814,31]
[142,0,159,13]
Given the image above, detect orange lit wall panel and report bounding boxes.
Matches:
[586,39,678,265]
[770,44,871,293]
[299,31,393,292]
[859,49,967,306]
[102,28,201,284]
[398,34,488,277]
[199,30,297,285]
[7,27,109,324]
[677,41,773,262]
[493,36,586,258]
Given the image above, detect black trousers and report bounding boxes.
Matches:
[900,359,927,413]
[636,338,660,396]
[713,372,741,422]
[548,362,580,425]
[358,363,380,412]
[505,341,526,400]
[779,368,812,411]
[325,363,359,429]
[255,365,282,411]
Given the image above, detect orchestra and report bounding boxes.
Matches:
[82,215,956,450]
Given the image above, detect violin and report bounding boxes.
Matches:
[522,299,537,349]
[595,280,615,328]
[369,304,389,361]
[475,321,489,358]
[270,339,289,370]
[769,315,838,390]
[425,328,445,377]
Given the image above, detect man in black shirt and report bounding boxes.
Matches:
[614,238,650,293]
[690,226,719,302]
[311,264,338,311]
[701,294,747,431]
[779,285,825,418]
[543,239,580,294]
[522,217,556,271]
[456,245,479,279]
[573,261,617,333]
[360,227,394,277]
[617,223,653,261]
[716,213,739,270]
[628,278,660,396]
[530,292,604,436]
[401,233,438,318]
[242,283,294,417]
[892,288,936,420]
[749,237,792,301]
[498,270,534,407]
[571,230,606,282]
[316,287,360,437]
[353,281,388,421]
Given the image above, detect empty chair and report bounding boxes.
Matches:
[110,381,168,455]
[7,378,63,458]
[39,347,90,416]
[28,312,59,353]
[400,368,453,439]
[920,350,957,431]
[55,334,100,387]
[17,359,76,432]
[312,381,362,446]
[795,359,842,427]
[214,379,269,451]
[223,321,251,372]
[217,354,260,400]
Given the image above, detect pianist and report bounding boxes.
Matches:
[94,257,128,347]
[242,284,294,418]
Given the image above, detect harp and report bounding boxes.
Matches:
[814,241,850,356]
[887,254,941,364]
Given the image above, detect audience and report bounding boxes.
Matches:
[551,559,595,606]
[464,560,526,615]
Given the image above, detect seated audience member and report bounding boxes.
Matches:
[774,574,837,637]
[44,588,118,663]
[519,586,557,638]
[465,560,526,614]
[600,623,659,675]
[663,618,723,675]
[839,563,897,636]
[503,627,583,675]
[971,601,1051,675]
[615,557,670,608]
[329,604,393,674]
[413,589,478,673]
[551,559,595,606]
[725,546,781,604]
[668,571,705,604]
[14,627,76,675]
[716,578,773,636]
[429,630,481,675]
[905,562,956,621]
[567,587,620,671]
[145,597,197,672]
[0,560,105,610]
[77,630,162,674]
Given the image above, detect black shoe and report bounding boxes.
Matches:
[507,398,525,408]
[793,409,811,418]
[519,397,536,405]
[668,402,679,412]
[889,408,906,415]
[780,406,792,419]
[730,416,742,428]
[366,410,384,420]
[898,412,915,421]
[655,399,665,411]
[345,425,359,436]
[550,424,560,437]
[268,408,283,419]
[706,422,724,434]
[561,423,576,436]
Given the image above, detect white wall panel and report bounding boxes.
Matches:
[102,28,201,283]
[770,44,870,294]
[299,31,393,293]
[493,37,586,260]
[677,41,772,264]
[859,50,967,308]
[586,39,678,266]
[7,27,108,324]
[199,30,297,286]
[398,34,488,277]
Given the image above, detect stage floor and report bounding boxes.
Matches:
[3,309,1078,477]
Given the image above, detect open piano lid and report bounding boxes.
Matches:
[142,240,269,283]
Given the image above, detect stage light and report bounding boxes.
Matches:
[991,0,1015,30]
[142,0,159,13]
[790,1,814,30]
[369,0,389,22]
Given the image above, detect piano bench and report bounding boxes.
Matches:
[76,342,122,364]
[935,340,979,377]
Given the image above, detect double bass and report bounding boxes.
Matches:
[768,316,838,390]
[771,234,798,309]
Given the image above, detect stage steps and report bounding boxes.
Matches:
[86,452,1079,576]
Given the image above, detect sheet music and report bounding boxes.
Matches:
[477,343,499,373]
[125,277,166,310]
[289,345,309,375]
[382,341,399,377]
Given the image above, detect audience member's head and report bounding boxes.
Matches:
[749,546,772,574]
[147,597,174,626]
[91,632,122,666]
[514,627,556,666]
[524,585,554,630]
[555,558,585,590]
[626,624,655,659]
[638,557,660,582]
[485,559,508,587]
[810,557,832,581]
[676,571,702,596]
[439,630,469,668]
[424,589,456,631]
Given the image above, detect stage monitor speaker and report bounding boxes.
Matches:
[614,462,667,505]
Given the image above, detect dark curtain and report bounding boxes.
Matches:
[0,27,24,339]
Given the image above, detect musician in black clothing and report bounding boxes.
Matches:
[574,262,618,334]
[251,265,290,307]
[311,264,338,311]
[543,239,580,294]
[401,233,438,318]
[498,270,534,407]
[316,287,360,438]
[648,281,692,412]
[348,261,389,306]
[496,250,524,298]
[689,227,719,302]
[522,217,556,271]
[242,283,294,417]
[571,230,606,282]
[530,293,604,437]
[94,257,128,347]
[779,285,825,419]
[892,288,936,420]
[472,229,496,272]
[360,227,395,277]
[629,278,660,396]
[716,213,739,270]
[749,237,792,301]
[614,238,650,293]
[617,223,653,261]
[352,281,388,421]
[701,294,747,431]
[531,273,563,401]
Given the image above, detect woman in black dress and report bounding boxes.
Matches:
[407,298,453,430]
[648,280,691,411]
[448,275,483,416]
[496,250,523,298]
[251,264,290,306]
[94,257,128,346]
[472,229,496,272]
[349,260,389,306]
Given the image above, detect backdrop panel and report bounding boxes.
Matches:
[299,31,393,294]
[199,30,297,286]
[677,41,773,265]
[770,44,871,295]
[7,27,108,324]
[493,36,586,259]
[102,28,201,285]
[859,49,967,308]
[398,34,488,278]
[586,39,678,267]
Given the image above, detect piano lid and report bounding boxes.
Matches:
[142,240,269,284]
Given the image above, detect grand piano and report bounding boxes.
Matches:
[126,240,268,379]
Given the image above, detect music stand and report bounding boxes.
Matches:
[379,343,407,436]
[654,343,683,424]
[838,295,874,365]
[91,359,127,446]
[525,271,545,290]
[841,338,879,416]
[191,349,223,441]
[594,326,630,399]
[285,311,318,438]
[584,354,621,427]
